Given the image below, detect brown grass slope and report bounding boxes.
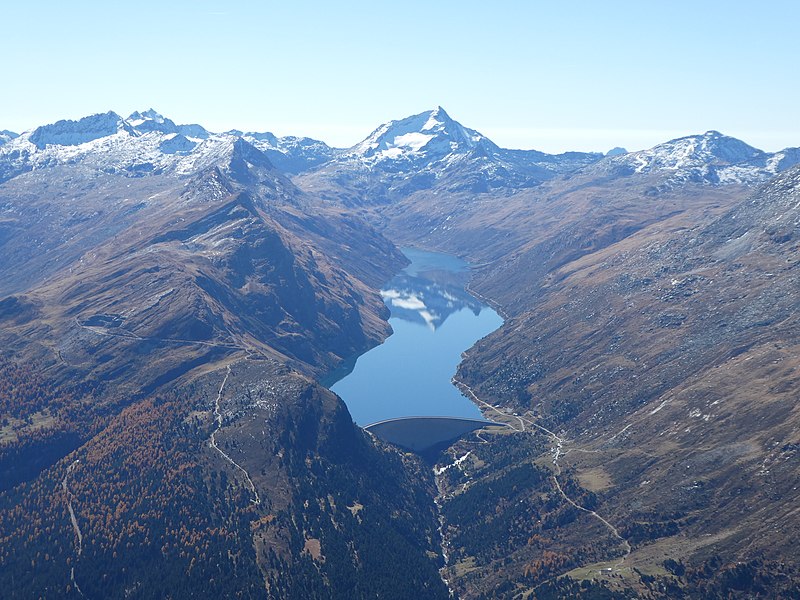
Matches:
[441,165,800,596]
[301,146,800,596]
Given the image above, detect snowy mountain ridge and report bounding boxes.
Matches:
[0,130,19,146]
[28,111,136,149]
[0,109,330,183]
[0,112,237,183]
[2,108,798,190]
[126,109,210,139]
[606,130,800,185]
[234,130,338,174]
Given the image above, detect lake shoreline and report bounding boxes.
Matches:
[329,247,504,426]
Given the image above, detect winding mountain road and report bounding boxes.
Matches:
[209,364,261,505]
[77,319,262,505]
[75,317,240,350]
[452,377,631,570]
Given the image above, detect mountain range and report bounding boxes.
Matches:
[0,106,798,599]
[4,106,798,189]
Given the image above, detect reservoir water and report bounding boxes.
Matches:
[330,248,503,426]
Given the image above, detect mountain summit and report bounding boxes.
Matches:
[595,130,800,185]
[127,109,210,139]
[626,130,763,171]
[296,107,602,203]
[350,106,489,163]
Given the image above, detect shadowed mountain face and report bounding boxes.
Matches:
[0,139,401,381]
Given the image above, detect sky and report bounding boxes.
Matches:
[3,1,799,153]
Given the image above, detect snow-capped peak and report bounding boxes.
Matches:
[350,107,487,163]
[0,130,18,146]
[603,130,799,186]
[626,130,764,173]
[636,130,764,169]
[309,108,604,199]
[127,108,167,126]
[695,130,763,163]
[421,106,452,131]
[28,111,134,149]
[125,109,210,139]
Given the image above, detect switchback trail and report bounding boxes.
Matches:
[209,364,261,505]
[77,318,262,505]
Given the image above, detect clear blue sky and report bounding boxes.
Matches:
[3,1,798,152]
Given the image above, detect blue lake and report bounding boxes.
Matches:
[330,248,503,426]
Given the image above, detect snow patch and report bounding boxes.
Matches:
[422,113,444,131]
[391,132,433,152]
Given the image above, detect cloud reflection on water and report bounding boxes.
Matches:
[381,266,483,331]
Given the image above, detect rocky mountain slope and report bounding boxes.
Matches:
[0,136,399,375]
[0,111,448,598]
[419,157,800,597]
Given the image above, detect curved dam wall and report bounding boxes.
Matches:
[364,416,505,453]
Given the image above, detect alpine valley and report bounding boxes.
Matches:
[0,107,798,599]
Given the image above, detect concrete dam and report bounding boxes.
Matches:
[363,416,507,454]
